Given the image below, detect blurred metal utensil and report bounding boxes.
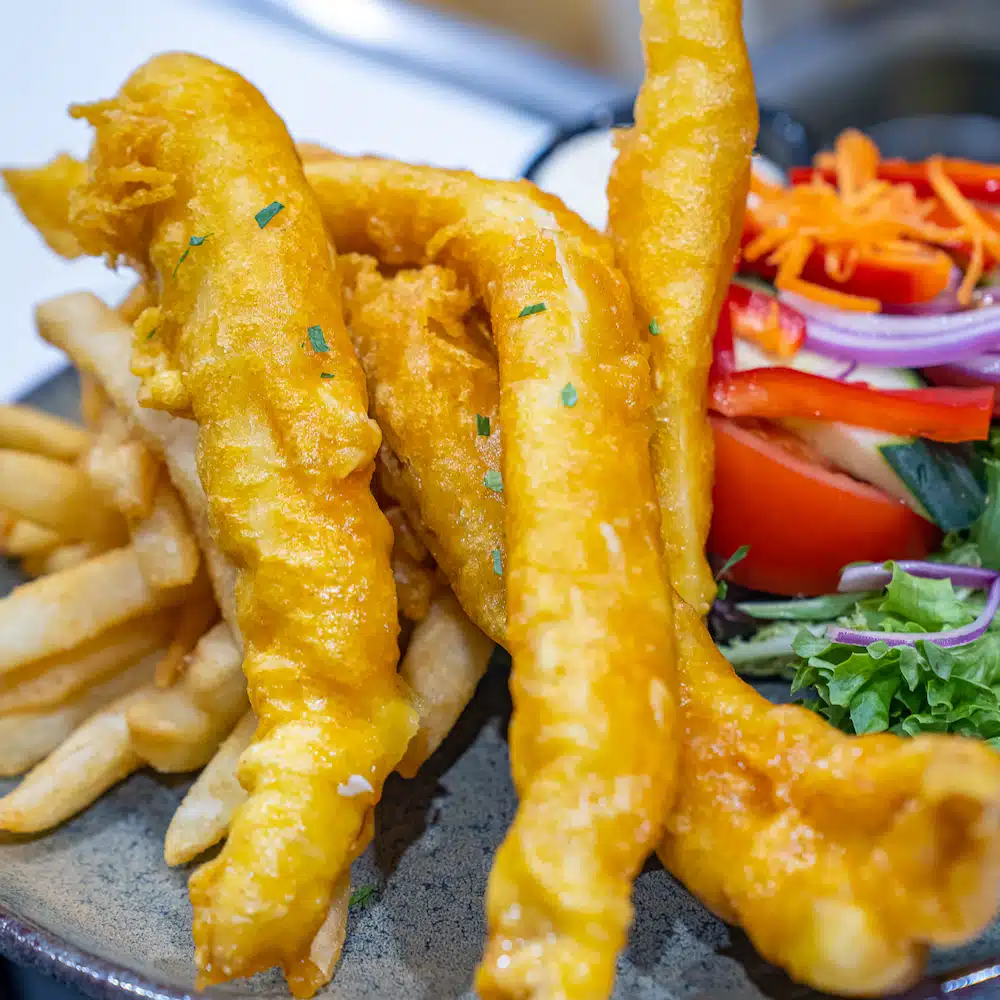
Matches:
[215,0,628,122]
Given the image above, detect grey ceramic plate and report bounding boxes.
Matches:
[2,369,1000,1000]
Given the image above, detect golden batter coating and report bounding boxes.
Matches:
[666,600,1000,997]
[340,253,506,644]
[346,290,1000,998]
[65,55,416,992]
[607,0,757,613]
[305,152,678,999]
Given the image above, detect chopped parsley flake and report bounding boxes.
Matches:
[320,372,335,379]
[491,549,503,576]
[307,325,330,352]
[649,318,661,336]
[518,302,547,318]
[349,885,377,908]
[171,234,211,277]
[477,414,490,437]
[560,382,577,407]
[145,327,158,342]
[254,201,285,228]
[484,469,503,493]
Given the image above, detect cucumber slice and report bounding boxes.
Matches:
[880,440,986,532]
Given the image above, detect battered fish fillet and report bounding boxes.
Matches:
[62,55,417,992]
[665,600,1000,996]
[306,152,678,999]
[607,0,757,613]
[340,282,1000,997]
[340,253,505,644]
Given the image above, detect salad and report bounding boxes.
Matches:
[533,124,1000,744]
[713,129,1000,743]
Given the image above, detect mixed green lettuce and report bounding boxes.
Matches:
[719,439,1000,744]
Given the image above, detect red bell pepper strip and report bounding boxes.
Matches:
[727,281,806,357]
[790,159,1000,204]
[709,367,995,442]
[709,289,735,381]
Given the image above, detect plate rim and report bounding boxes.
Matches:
[0,902,197,1000]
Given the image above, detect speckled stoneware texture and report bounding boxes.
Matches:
[1,370,999,1000]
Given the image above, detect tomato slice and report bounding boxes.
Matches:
[709,416,941,596]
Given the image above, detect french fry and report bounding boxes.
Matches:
[0,653,158,777]
[288,872,352,998]
[164,593,489,867]
[78,372,109,431]
[37,292,240,636]
[0,509,15,547]
[84,407,158,519]
[117,282,154,325]
[0,684,155,832]
[386,506,436,622]
[133,475,202,592]
[154,589,218,688]
[0,450,126,545]
[164,710,255,866]
[20,541,103,578]
[127,622,247,773]
[397,592,493,777]
[0,546,192,675]
[2,520,60,558]
[0,612,173,715]
[0,404,91,462]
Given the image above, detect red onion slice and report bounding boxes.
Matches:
[839,560,999,593]
[783,291,1000,337]
[828,560,1000,648]
[803,315,1000,366]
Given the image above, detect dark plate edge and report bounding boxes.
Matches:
[0,903,197,1000]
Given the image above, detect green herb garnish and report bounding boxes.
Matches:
[145,327,158,342]
[785,564,1000,741]
[172,234,212,277]
[491,549,503,576]
[518,302,546,318]
[484,470,503,493]
[715,544,750,599]
[320,373,335,379]
[349,885,377,908]
[254,201,284,228]
[560,382,577,408]
[307,325,330,352]
[477,414,490,437]
[648,318,661,336]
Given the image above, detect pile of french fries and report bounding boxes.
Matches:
[0,288,495,878]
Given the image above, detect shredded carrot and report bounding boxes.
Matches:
[835,129,880,202]
[744,131,1000,310]
[926,156,1000,304]
[781,277,881,313]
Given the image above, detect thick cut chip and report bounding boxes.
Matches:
[0,404,91,461]
[0,653,158,779]
[36,293,239,632]
[0,450,125,545]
